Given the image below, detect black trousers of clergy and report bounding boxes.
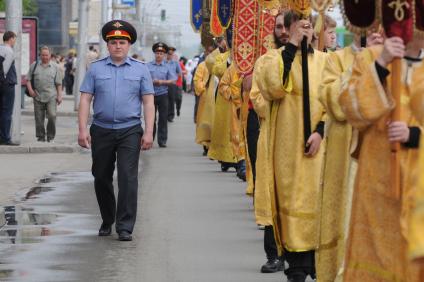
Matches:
[167,84,177,120]
[90,124,143,234]
[153,94,168,145]
[284,249,315,278]
[246,109,260,184]
[264,225,279,260]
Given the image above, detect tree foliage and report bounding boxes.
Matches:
[0,0,39,16]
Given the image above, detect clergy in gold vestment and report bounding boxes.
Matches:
[219,63,245,163]
[194,60,215,148]
[251,12,327,279]
[407,41,424,280]
[339,37,423,282]
[316,32,384,282]
[207,47,240,166]
[316,44,357,282]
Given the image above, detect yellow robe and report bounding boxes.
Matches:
[339,46,422,282]
[408,61,424,269]
[207,52,241,163]
[252,48,327,252]
[250,55,273,226]
[316,46,358,282]
[194,61,215,147]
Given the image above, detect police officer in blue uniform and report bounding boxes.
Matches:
[147,42,177,148]
[78,20,155,241]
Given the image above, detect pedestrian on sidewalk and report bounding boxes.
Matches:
[165,46,181,122]
[26,46,63,142]
[147,42,177,148]
[0,31,18,145]
[64,51,75,95]
[78,20,155,242]
[176,56,187,117]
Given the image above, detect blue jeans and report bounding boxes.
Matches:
[0,84,15,142]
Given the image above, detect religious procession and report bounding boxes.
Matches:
[190,0,424,281]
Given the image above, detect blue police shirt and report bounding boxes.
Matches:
[80,56,154,129]
[147,60,176,96]
[166,60,182,80]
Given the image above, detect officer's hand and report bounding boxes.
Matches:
[387,121,410,143]
[141,132,153,150]
[377,37,405,67]
[305,132,322,157]
[78,129,91,149]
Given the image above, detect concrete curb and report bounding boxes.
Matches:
[21,110,78,117]
[0,145,81,154]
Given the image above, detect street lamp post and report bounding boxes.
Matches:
[73,0,89,111]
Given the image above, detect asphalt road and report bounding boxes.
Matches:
[0,94,294,282]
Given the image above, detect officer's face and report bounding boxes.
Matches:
[155,51,165,62]
[107,39,130,60]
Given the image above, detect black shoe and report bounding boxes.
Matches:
[237,170,246,181]
[98,224,112,236]
[159,143,167,148]
[168,118,174,123]
[221,163,229,172]
[261,258,284,273]
[118,230,132,241]
[287,273,307,282]
[37,137,45,142]
[177,110,180,116]
[1,141,19,146]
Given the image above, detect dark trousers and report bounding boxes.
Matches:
[246,109,260,183]
[175,87,183,115]
[167,84,177,120]
[194,95,199,123]
[33,98,57,141]
[264,225,279,260]
[65,73,74,95]
[90,124,143,233]
[153,94,168,145]
[284,249,315,278]
[0,84,15,142]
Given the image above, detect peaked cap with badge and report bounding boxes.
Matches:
[152,42,169,53]
[102,20,137,44]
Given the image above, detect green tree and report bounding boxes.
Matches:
[0,0,38,16]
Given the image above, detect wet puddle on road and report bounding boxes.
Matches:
[0,171,96,281]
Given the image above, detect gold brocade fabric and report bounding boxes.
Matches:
[315,46,357,282]
[194,62,216,147]
[207,63,243,163]
[253,48,327,251]
[250,54,274,226]
[409,72,424,263]
[339,46,423,282]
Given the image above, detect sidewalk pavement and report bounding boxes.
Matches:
[0,95,82,154]
[0,95,91,220]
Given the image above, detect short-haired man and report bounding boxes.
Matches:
[147,42,177,148]
[26,46,63,142]
[78,20,155,241]
[0,31,17,145]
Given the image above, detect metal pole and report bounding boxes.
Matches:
[99,0,109,58]
[135,0,142,53]
[73,0,89,111]
[112,0,119,19]
[5,0,22,144]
